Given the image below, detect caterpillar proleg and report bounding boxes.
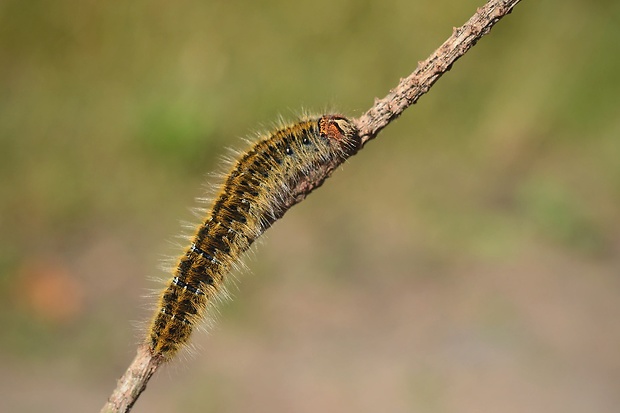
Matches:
[148,114,358,359]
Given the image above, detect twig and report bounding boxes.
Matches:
[355,0,523,144]
[100,0,523,411]
[100,345,162,413]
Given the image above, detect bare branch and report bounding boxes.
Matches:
[100,345,162,413]
[355,0,523,145]
[100,1,524,411]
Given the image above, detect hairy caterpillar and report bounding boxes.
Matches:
[147,114,359,359]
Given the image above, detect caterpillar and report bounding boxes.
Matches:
[147,114,359,359]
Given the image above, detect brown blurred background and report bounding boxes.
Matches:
[1,1,619,412]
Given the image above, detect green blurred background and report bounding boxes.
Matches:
[1,0,619,412]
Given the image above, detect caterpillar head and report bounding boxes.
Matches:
[319,115,361,156]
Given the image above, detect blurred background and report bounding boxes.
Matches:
[1,0,619,412]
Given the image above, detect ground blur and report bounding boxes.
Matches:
[1,1,619,412]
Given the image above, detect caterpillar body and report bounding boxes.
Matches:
[148,114,358,359]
